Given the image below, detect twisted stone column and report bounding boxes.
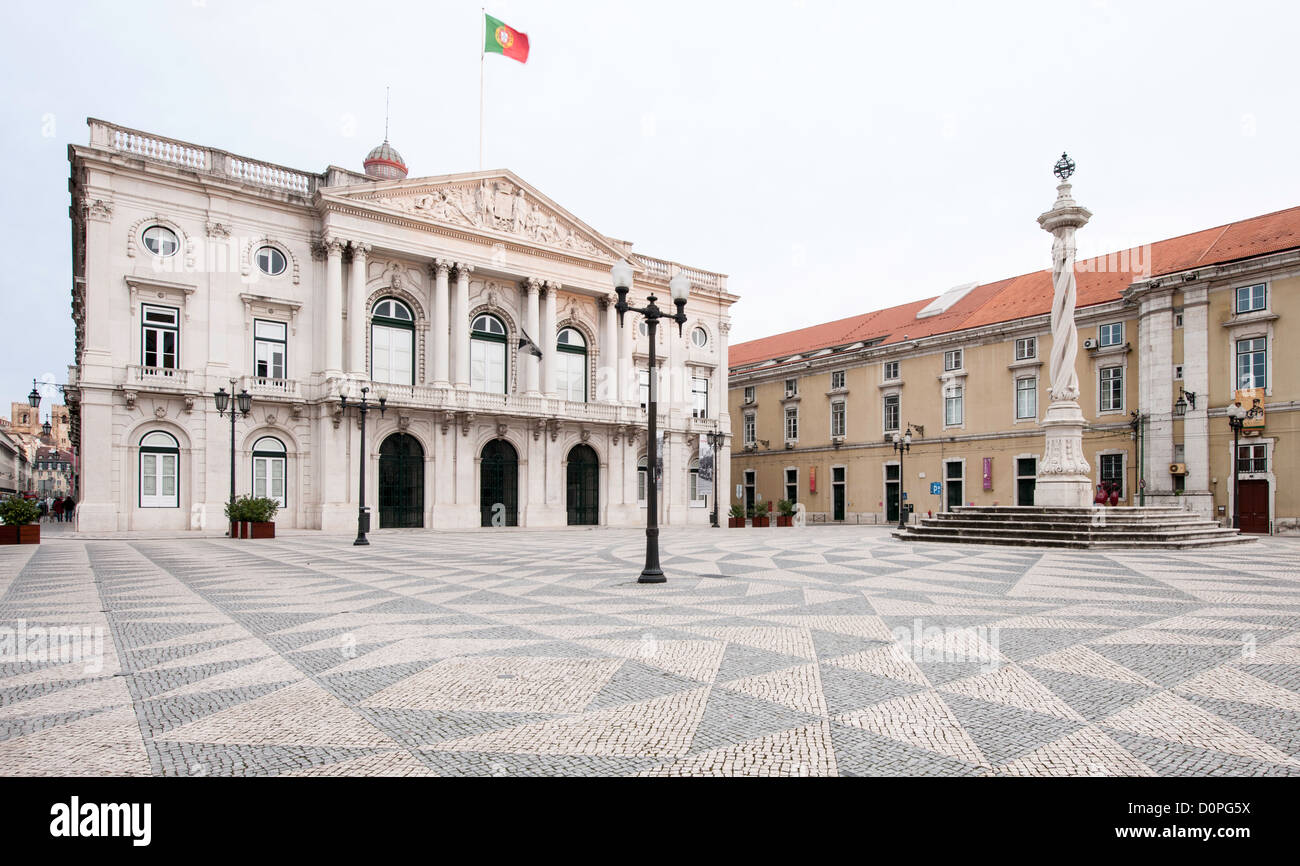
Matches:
[1035,177,1093,507]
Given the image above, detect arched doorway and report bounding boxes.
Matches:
[566,444,599,525]
[480,439,518,526]
[379,433,424,528]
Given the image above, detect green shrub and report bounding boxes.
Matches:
[0,496,41,526]
[224,496,280,523]
[728,503,745,519]
[776,499,795,516]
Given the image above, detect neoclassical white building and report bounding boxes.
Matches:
[66,119,737,533]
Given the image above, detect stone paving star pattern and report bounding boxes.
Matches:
[2,527,1299,777]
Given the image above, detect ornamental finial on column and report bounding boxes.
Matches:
[1053,152,1075,181]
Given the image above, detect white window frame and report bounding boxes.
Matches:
[830,400,846,438]
[1235,337,1267,390]
[253,319,287,381]
[691,376,710,419]
[784,467,798,504]
[139,431,179,509]
[785,378,798,398]
[141,304,180,370]
[252,436,287,507]
[944,349,963,372]
[1235,283,1267,314]
[1015,337,1036,360]
[883,360,899,381]
[371,299,415,386]
[743,385,755,404]
[1097,451,1126,500]
[1099,365,1124,413]
[883,393,900,433]
[830,370,846,390]
[470,314,508,394]
[784,405,799,442]
[944,384,964,427]
[1015,375,1037,421]
[743,412,756,446]
[1099,321,1124,347]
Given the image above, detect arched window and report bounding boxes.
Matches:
[555,327,587,402]
[471,313,508,393]
[689,457,706,503]
[371,298,414,385]
[637,454,648,504]
[252,437,286,507]
[139,431,179,508]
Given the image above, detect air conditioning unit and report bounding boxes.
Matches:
[785,441,795,449]
[743,442,755,452]
[831,436,844,448]
[1169,462,1188,475]
[1083,338,1098,349]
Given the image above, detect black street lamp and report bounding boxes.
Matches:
[27,379,40,410]
[892,428,913,530]
[612,261,690,583]
[1226,400,1247,529]
[339,382,386,546]
[213,380,252,531]
[705,425,725,528]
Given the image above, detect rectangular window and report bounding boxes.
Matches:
[692,376,709,419]
[556,352,586,402]
[1015,337,1036,360]
[784,406,798,441]
[140,451,178,508]
[141,304,179,370]
[944,384,963,426]
[470,339,505,393]
[830,370,846,390]
[1237,444,1267,474]
[785,378,798,397]
[1236,338,1266,389]
[253,455,286,507]
[883,394,899,433]
[1099,453,1124,498]
[883,361,899,381]
[373,325,414,386]
[1235,283,1267,314]
[944,349,963,371]
[785,468,798,504]
[830,401,846,438]
[1015,377,1037,420]
[1173,364,1184,381]
[689,464,706,503]
[1099,322,1124,347]
[1174,309,1184,328]
[743,413,756,446]
[1100,366,1124,411]
[743,385,755,404]
[253,319,287,380]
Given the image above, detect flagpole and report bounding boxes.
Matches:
[479,8,485,170]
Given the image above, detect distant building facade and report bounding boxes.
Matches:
[67,119,736,532]
[730,206,1300,534]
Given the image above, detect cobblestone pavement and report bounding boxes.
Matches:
[2,527,1299,777]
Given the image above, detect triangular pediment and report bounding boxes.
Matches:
[325,170,626,263]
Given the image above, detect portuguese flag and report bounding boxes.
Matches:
[484,13,529,63]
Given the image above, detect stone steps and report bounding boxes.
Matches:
[893,505,1255,549]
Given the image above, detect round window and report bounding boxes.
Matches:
[691,327,708,347]
[255,246,286,276]
[638,320,649,337]
[142,226,179,257]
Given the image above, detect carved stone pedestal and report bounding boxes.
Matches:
[1035,400,1092,507]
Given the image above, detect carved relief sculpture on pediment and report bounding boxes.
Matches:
[373,178,608,258]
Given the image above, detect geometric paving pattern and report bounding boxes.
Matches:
[1,527,1298,776]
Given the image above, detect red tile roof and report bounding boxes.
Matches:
[731,203,1300,369]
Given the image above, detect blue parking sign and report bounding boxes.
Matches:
[930,482,942,495]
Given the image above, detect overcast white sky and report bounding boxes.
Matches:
[3,0,1299,415]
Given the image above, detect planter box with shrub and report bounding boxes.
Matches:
[0,496,42,545]
[776,500,795,527]
[224,496,279,540]
[728,504,746,528]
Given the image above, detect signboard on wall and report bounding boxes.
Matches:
[809,466,816,493]
[1235,388,1266,430]
[983,457,993,491]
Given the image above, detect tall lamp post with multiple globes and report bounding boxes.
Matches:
[1226,400,1247,529]
[612,260,690,583]
[705,425,725,528]
[213,380,252,529]
[892,428,913,530]
[339,382,386,546]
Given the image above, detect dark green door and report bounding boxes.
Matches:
[945,460,963,510]
[378,433,424,528]
[566,444,599,525]
[480,439,518,527]
[832,466,846,521]
[885,464,900,522]
[1016,457,1036,506]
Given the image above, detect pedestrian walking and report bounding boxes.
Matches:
[52,498,64,522]
[62,495,76,523]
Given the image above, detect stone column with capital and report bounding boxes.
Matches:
[599,296,618,403]
[1035,155,1093,507]
[431,259,452,387]
[347,242,369,377]
[524,279,542,395]
[453,263,473,389]
[324,238,345,377]
[541,282,558,396]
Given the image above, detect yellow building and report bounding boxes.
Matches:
[729,205,1300,534]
